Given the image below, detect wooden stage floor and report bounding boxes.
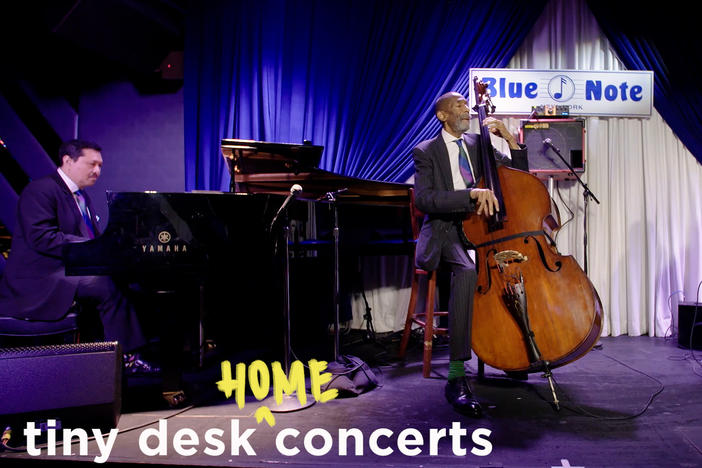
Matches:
[1,335,701,467]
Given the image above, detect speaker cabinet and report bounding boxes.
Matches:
[520,119,585,179]
[678,302,702,350]
[0,342,122,429]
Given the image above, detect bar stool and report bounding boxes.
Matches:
[398,188,448,378]
[399,269,448,378]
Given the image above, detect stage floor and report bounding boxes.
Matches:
[2,334,701,467]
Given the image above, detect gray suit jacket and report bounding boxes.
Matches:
[412,132,526,271]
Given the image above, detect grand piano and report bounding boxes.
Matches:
[63,140,413,356]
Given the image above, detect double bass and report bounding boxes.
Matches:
[462,77,602,408]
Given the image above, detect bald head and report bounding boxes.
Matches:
[435,92,465,115]
[434,91,471,137]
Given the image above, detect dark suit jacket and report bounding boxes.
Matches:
[0,172,100,320]
[412,132,527,271]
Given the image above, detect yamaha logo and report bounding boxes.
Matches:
[140,231,188,254]
[158,231,172,243]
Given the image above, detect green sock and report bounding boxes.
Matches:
[448,360,466,380]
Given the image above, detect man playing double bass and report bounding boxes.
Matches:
[412,91,528,417]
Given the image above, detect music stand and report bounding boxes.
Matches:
[222,140,323,411]
[319,190,373,384]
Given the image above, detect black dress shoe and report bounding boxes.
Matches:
[123,353,160,375]
[161,390,189,409]
[445,376,482,417]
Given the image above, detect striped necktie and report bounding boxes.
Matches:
[455,139,474,187]
[74,190,95,238]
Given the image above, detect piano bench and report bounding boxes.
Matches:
[0,308,80,347]
[398,268,448,378]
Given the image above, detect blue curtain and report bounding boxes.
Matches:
[185,0,548,191]
[587,1,702,166]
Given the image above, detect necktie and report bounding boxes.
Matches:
[455,139,474,187]
[74,190,95,238]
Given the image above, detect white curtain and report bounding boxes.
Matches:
[496,0,702,337]
[352,0,702,337]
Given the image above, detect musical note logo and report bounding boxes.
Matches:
[554,77,566,99]
[548,75,575,102]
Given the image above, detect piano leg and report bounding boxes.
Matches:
[154,289,185,393]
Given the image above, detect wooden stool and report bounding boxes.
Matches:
[398,267,448,378]
[397,188,448,378]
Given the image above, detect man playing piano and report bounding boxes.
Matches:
[412,91,528,417]
[0,140,159,376]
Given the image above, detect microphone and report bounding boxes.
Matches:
[317,187,348,202]
[542,138,561,153]
[270,184,303,230]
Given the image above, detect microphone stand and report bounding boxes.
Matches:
[267,190,314,413]
[318,189,372,385]
[544,140,600,274]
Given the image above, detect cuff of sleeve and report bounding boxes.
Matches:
[466,189,476,211]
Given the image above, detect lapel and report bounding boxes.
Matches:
[50,172,81,218]
[430,133,455,190]
[49,171,99,237]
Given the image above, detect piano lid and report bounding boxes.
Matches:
[221,139,410,206]
[221,139,324,179]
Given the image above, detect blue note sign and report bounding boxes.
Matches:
[469,68,653,117]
